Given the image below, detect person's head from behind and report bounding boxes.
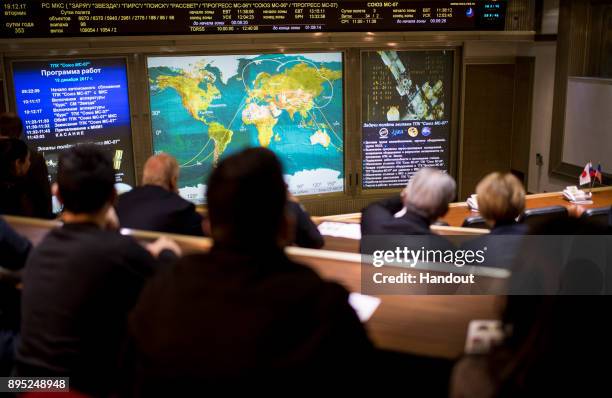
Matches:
[401,168,456,221]
[476,172,525,227]
[0,113,24,139]
[0,138,31,180]
[56,145,116,217]
[207,147,288,250]
[142,153,179,193]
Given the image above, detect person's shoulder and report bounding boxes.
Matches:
[134,252,208,300]
[166,191,197,211]
[281,258,350,297]
[67,226,147,258]
[117,186,147,203]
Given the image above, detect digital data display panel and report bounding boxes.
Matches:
[12,58,136,188]
[148,53,344,204]
[2,1,506,38]
[361,50,453,189]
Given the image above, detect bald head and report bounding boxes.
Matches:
[142,153,179,192]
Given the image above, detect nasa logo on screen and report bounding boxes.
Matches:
[422,127,432,137]
[408,127,419,137]
[379,128,389,139]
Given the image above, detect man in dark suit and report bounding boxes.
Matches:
[124,148,372,394]
[361,168,456,236]
[15,146,181,395]
[115,153,205,236]
[0,113,53,219]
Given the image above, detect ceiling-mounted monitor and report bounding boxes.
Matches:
[11,57,136,189]
[1,1,507,38]
[147,52,344,204]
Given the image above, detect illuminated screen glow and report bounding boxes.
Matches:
[148,52,344,204]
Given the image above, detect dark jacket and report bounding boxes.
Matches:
[115,185,205,236]
[360,197,454,254]
[24,151,53,219]
[0,217,32,271]
[361,197,434,236]
[0,178,30,217]
[124,247,373,394]
[287,201,324,249]
[488,221,529,236]
[0,218,32,332]
[461,221,528,269]
[15,223,165,395]
[0,150,52,219]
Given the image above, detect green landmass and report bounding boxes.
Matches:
[249,63,341,119]
[157,73,219,123]
[207,122,234,163]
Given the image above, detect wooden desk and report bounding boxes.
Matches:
[4,215,500,360]
[315,186,612,228]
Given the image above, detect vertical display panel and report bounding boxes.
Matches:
[148,53,344,204]
[361,50,453,189]
[12,58,136,189]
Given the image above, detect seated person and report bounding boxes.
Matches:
[461,173,528,270]
[0,218,32,375]
[452,263,608,396]
[0,139,32,216]
[476,172,527,235]
[115,153,205,236]
[0,113,53,219]
[124,148,372,393]
[15,145,181,396]
[287,193,324,249]
[361,168,456,236]
[0,217,32,269]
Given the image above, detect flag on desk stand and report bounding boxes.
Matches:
[595,164,603,184]
[589,163,597,179]
[579,162,592,186]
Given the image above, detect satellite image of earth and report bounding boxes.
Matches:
[148,53,344,204]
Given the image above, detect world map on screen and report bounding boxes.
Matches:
[148,53,344,204]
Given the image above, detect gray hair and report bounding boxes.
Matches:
[403,168,456,220]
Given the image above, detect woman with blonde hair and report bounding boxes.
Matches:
[476,172,528,235]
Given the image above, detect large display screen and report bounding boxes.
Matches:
[148,52,344,204]
[361,50,453,189]
[12,58,136,189]
[1,1,507,38]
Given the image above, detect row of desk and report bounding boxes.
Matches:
[315,187,612,253]
[5,215,500,360]
[4,187,611,360]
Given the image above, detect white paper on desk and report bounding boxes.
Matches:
[348,293,381,323]
[317,221,361,240]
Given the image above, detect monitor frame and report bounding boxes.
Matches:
[5,55,139,187]
[356,45,462,198]
[143,50,348,205]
